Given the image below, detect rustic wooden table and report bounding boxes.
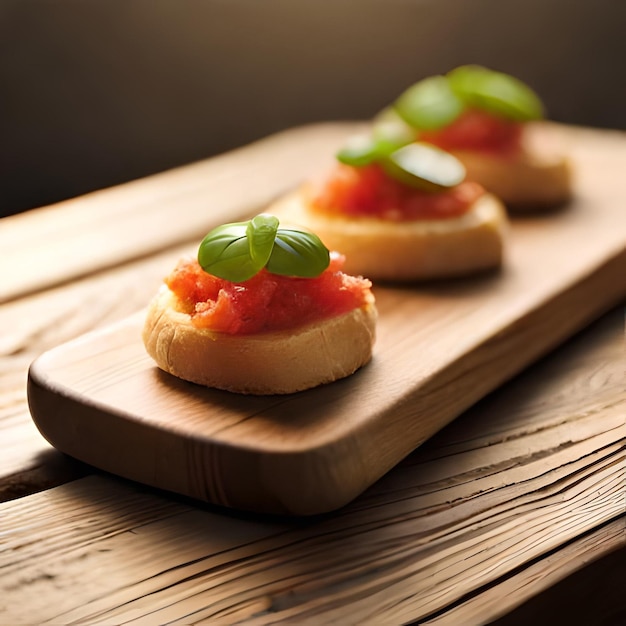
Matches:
[1,123,624,625]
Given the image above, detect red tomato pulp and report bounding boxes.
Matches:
[166,253,372,335]
[311,163,484,221]
[419,108,523,156]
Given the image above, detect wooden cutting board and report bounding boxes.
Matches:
[27,124,626,515]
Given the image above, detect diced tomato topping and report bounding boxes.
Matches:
[310,163,484,221]
[419,108,523,156]
[166,254,372,335]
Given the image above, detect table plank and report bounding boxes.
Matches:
[429,519,625,625]
[1,441,621,623]
[1,307,623,624]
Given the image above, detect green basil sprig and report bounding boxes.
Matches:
[382,142,466,192]
[394,75,464,131]
[336,107,420,169]
[392,65,544,131]
[447,65,544,122]
[336,133,384,168]
[197,213,330,282]
[372,106,420,151]
[336,127,466,192]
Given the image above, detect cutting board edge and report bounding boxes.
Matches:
[26,245,626,516]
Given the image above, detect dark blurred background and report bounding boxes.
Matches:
[1,0,624,216]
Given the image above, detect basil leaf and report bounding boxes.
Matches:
[198,222,264,282]
[197,215,330,281]
[336,133,381,167]
[393,75,464,130]
[337,115,415,168]
[247,213,279,266]
[382,142,466,192]
[372,107,416,154]
[266,228,330,278]
[447,65,544,121]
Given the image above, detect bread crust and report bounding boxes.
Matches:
[142,286,377,395]
[271,191,507,281]
[450,149,572,210]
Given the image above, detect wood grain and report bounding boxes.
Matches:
[428,519,626,625]
[3,307,624,624]
[26,124,626,515]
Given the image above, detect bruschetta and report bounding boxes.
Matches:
[272,141,508,281]
[142,214,377,394]
[387,65,572,209]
